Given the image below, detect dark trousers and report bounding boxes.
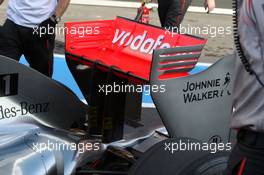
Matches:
[0,19,54,77]
[225,129,264,175]
[157,0,192,29]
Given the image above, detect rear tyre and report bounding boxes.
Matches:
[128,138,230,175]
[179,151,229,175]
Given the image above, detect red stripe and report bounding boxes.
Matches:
[248,0,252,15]
[46,40,49,49]
[181,0,186,11]
[175,0,187,26]
[48,59,51,77]
[237,158,247,175]
[46,39,51,77]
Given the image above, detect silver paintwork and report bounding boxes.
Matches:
[0,118,105,175]
[0,56,99,175]
[0,56,87,130]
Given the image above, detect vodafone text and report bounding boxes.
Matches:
[112,29,171,54]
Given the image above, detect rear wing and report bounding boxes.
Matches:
[65,17,206,82]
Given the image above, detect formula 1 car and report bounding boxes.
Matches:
[0,16,235,175]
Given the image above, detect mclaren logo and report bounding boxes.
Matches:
[209,135,222,144]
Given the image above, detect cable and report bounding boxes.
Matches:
[232,0,264,87]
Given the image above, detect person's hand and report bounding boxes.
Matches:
[204,0,215,13]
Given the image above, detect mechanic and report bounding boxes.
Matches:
[157,0,215,30]
[225,0,264,174]
[0,0,70,77]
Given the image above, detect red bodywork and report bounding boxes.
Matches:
[65,17,206,82]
